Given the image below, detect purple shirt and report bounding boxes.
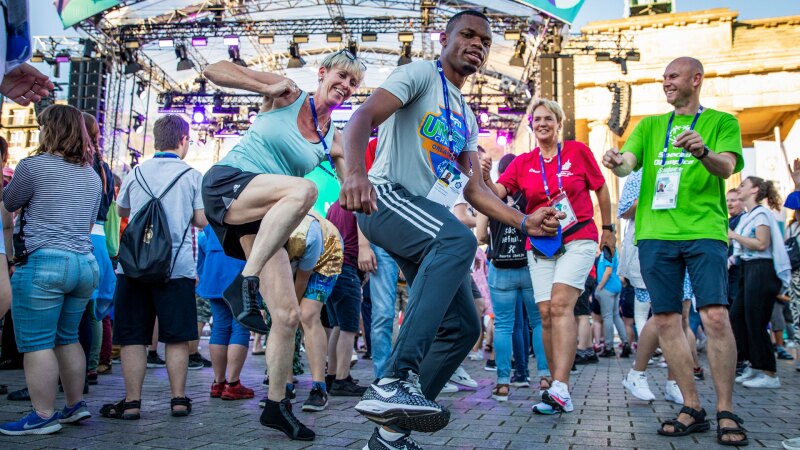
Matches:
[326,201,358,268]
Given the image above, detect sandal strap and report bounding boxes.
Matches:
[679,406,707,422]
[171,396,192,406]
[661,419,688,433]
[716,411,744,425]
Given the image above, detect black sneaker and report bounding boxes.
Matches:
[286,384,296,400]
[735,361,747,377]
[598,347,615,358]
[355,372,450,433]
[620,343,632,358]
[330,378,368,397]
[574,353,590,365]
[146,352,166,368]
[188,353,204,370]
[585,352,599,364]
[484,359,497,371]
[223,274,268,334]
[260,398,315,441]
[693,367,705,381]
[365,426,422,450]
[301,386,328,412]
[325,374,336,393]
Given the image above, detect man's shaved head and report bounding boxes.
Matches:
[667,57,704,77]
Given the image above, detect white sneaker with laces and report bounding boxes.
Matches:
[622,370,655,401]
[735,366,756,384]
[467,351,483,361]
[440,382,459,393]
[664,380,684,404]
[742,372,781,389]
[449,365,478,389]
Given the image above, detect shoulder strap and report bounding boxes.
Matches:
[158,168,192,200]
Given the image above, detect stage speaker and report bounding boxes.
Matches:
[607,82,632,137]
[539,54,575,141]
[68,59,108,128]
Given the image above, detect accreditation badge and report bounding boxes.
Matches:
[550,191,578,230]
[426,161,465,210]
[652,168,681,210]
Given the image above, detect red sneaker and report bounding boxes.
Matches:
[221,381,254,400]
[211,381,227,398]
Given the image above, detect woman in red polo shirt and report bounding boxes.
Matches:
[487,99,614,414]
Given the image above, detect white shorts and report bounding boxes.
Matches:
[527,239,597,303]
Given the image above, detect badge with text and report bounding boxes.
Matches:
[652,168,681,210]
[426,161,465,210]
[550,191,578,230]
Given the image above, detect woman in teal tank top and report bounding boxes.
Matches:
[201,50,365,441]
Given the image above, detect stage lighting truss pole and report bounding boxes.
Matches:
[106,65,124,170]
[560,32,637,60]
[125,74,138,167]
[239,10,285,75]
[324,0,352,45]
[140,68,153,154]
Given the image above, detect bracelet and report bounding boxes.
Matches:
[520,214,529,236]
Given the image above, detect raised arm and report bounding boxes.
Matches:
[340,88,404,214]
[203,61,299,103]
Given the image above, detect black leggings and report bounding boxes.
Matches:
[730,259,780,372]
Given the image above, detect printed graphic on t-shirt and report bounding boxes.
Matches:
[652,124,697,168]
[418,105,468,178]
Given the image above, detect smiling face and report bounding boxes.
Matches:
[531,104,561,144]
[440,14,492,76]
[736,178,758,203]
[662,58,702,108]
[317,64,361,107]
[726,191,743,216]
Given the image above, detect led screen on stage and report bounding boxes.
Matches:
[55,0,121,28]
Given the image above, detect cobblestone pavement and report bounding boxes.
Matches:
[0,340,797,449]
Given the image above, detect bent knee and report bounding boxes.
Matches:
[293,180,318,211]
[272,307,301,330]
[699,306,730,334]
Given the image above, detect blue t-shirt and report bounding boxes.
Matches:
[297,220,323,272]
[597,252,622,294]
[196,225,246,299]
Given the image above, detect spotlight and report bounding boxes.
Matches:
[347,40,358,56]
[163,93,173,108]
[258,34,274,45]
[192,105,206,124]
[509,39,526,67]
[55,51,71,63]
[124,39,140,49]
[398,32,414,43]
[625,51,640,62]
[136,81,147,97]
[50,61,60,78]
[158,39,174,48]
[30,50,45,63]
[611,56,628,75]
[175,44,194,71]
[228,46,247,67]
[191,36,207,47]
[213,93,224,109]
[362,31,378,42]
[196,78,207,95]
[504,30,521,41]
[479,111,489,125]
[326,32,343,43]
[595,51,611,61]
[429,31,441,40]
[223,35,239,46]
[132,114,145,134]
[287,42,305,68]
[123,49,142,74]
[496,133,508,146]
[398,42,412,66]
[248,106,259,124]
[293,33,309,44]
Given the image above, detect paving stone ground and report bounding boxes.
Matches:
[0,339,797,449]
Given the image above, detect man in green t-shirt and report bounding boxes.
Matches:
[603,57,746,446]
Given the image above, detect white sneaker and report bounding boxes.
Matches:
[782,436,800,449]
[735,366,756,384]
[542,380,574,412]
[657,357,668,368]
[787,340,799,349]
[622,370,655,401]
[664,380,684,405]
[696,334,708,353]
[440,382,459,393]
[467,351,483,361]
[449,365,478,389]
[742,373,781,389]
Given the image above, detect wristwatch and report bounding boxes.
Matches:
[696,145,710,160]
[602,224,615,232]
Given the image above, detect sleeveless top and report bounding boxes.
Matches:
[216,91,334,176]
[286,211,343,278]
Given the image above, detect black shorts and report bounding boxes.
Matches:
[574,276,595,316]
[619,285,635,319]
[327,264,362,333]
[202,165,260,260]
[112,275,198,345]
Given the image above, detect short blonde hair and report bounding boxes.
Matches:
[531,99,564,124]
[320,50,366,85]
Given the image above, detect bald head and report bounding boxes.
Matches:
[662,57,704,110]
[668,57,704,77]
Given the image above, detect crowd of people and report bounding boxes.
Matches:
[1,6,799,450]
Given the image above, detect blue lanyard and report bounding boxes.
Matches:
[309,95,336,178]
[436,60,472,177]
[538,143,562,201]
[661,106,703,166]
[153,152,179,159]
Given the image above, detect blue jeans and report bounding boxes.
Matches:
[369,243,399,379]
[12,248,98,353]
[209,298,250,347]
[488,264,549,384]
[512,297,531,379]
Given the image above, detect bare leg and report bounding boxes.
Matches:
[623,317,635,345]
[327,327,340,377]
[224,175,317,277]
[538,302,555,376]
[225,344,248,382]
[0,259,10,319]
[654,312,699,432]
[299,298,326,382]
[120,345,146,414]
[682,301,700,368]
[24,349,59,417]
[165,342,189,411]
[591,312,604,347]
[698,306,741,442]
[549,284,580,383]
[210,344,228,383]
[577,315,591,350]
[54,343,86,407]
[150,325,158,352]
[336,331,357,379]
[633,317,658,372]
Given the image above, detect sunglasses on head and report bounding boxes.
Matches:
[335,49,367,71]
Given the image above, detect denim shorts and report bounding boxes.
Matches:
[11,248,99,353]
[638,239,728,314]
[303,272,339,303]
[327,264,361,333]
[208,298,251,347]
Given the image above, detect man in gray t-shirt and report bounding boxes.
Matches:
[340,11,562,448]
